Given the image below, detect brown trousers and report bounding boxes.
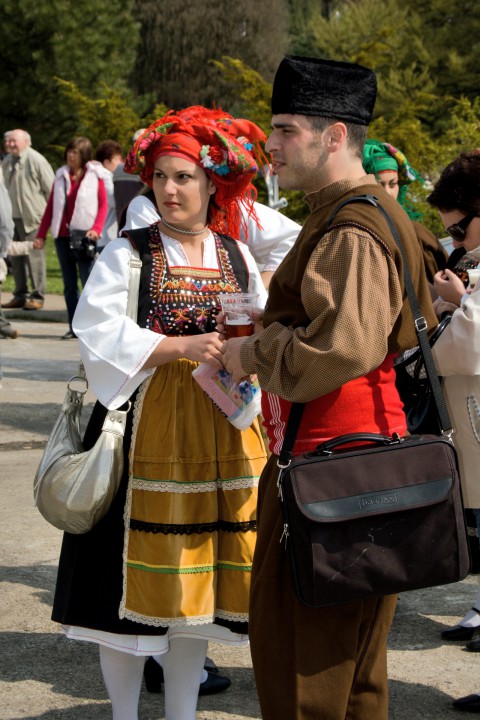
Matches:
[249,454,398,720]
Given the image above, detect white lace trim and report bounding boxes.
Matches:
[131,475,260,493]
[120,611,213,627]
[119,609,248,627]
[120,377,151,619]
[216,609,249,623]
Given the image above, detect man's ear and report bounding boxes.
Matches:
[325,122,348,151]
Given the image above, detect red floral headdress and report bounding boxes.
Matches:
[124,105,267,239]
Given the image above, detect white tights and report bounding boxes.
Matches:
[460,587,480,627]
[100,637,208,720]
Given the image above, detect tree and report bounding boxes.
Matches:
[404,0,480,101]
[0,0,139,162]
[129,0,289,110]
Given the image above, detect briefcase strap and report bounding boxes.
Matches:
[278,195,453,468]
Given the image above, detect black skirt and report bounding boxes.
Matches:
[51,399,247,636]
[51,398,168,636]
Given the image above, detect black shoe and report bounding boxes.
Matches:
[143,657,231,696]
[61,330,77,340]
[144,656,163,693]
[199,672,231,696]
[453,693,480,712]
[466,638,480,652]
[441,625,479,641]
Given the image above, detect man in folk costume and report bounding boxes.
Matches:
[222,56,437,719]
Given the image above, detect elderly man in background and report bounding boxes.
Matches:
[0,179,18,338]
[1,129,54,310]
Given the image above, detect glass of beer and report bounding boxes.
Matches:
[219,293,258,339]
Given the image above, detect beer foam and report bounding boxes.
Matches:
[226,316,252,325]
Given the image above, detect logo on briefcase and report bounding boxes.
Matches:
[359,492,398,510]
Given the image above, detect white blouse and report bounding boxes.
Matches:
[72,230,267,409]
[123,194,300,271]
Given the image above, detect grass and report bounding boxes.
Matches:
[3,234,64,295]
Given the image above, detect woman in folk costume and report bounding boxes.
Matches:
[362,139,448,283]
[51,106,268,720]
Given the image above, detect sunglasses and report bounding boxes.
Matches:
[446,211,477,242]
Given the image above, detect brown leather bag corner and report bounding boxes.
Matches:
[278,432,470,607]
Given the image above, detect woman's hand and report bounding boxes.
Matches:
[33,237,45,249]
[181,332,224,366]
[86,230,99,241]
[433,269,465,306]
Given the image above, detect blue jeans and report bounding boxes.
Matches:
[55,236,94,331]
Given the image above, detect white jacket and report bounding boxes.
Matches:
[432,277,480,507]
[51,162,102,237]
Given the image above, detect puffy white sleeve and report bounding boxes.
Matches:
[432,288,480,376]
[236,241,268,310]
[241,202,300,271]
[72,237,164,409]
[122,194,160,231]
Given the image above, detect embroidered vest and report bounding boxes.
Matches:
[123,224,250,334]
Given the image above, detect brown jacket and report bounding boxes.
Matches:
[241,176,437,403]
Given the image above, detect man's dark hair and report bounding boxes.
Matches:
[95,140,123,164]
[64,136,93,167]
[427,149,480,214]
[307,116,368,159]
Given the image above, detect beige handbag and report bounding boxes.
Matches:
[33,248,142,534]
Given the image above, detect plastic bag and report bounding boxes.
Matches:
[192,363,261,430]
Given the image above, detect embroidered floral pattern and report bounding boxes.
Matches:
[144,224,243,336]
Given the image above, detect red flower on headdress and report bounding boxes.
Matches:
[207,146,224,165]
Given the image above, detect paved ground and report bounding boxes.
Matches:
[0,293,478,719]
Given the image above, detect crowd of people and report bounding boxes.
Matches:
[3,54,480,718]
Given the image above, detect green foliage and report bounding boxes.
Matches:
[0,0,139,161]
[129,0,289,109]
[54,79,141,162]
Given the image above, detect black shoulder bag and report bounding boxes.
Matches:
[277,194,470,608]
[65,176,97,261]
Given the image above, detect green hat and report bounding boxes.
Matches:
[363,138,423,186]
[363,139,399,175]
[362,138,425,219]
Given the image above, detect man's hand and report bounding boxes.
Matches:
[222,337,249,383]
[216,309,264,338]
[33,237,45,249]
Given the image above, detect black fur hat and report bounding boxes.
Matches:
[271,56,377,126]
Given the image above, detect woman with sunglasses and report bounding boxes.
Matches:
[426,150,480,713]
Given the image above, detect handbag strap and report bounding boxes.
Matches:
[76,247,142,384]
[278,193,453,468]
